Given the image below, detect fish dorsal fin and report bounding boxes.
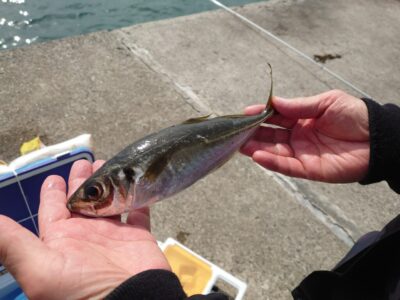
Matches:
[182,114,211,124]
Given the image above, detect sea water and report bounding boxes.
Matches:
[0,0,264,50]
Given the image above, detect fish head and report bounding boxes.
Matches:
[67,170,134,217]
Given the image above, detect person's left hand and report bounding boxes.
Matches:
[0,160,170,300]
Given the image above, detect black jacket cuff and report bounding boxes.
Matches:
[105,269,187,300]
[105,269,228,300]
[359,98,400,193]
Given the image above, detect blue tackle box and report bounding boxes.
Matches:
[0,147,94,300]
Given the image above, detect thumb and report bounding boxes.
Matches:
[0,215,48,277]
[272,92,334,119]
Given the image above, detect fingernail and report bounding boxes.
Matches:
[43,176,65,191]
[44,176,57,189]
[46,181,55,189]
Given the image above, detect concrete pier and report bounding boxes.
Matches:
[1,0,399,299]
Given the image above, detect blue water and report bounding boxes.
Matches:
[0,0,263,50]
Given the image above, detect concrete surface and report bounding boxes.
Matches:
[116,0,400,242]
[1,0,399,299]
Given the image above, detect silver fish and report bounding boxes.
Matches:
[67,66,275,217]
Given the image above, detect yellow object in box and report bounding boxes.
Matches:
[160,238,247,299]
[164,245,213,296]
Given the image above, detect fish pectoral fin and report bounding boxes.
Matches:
[144,148,176,182]
[182,114,212,124]
[144,156,168,182]
[144,135,193,181]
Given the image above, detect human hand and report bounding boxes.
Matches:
[241,90,370,183]
[0,160,170,300]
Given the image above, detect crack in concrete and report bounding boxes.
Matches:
[117,31,211,115]
[267,170,356,247]
[211,0,372,98]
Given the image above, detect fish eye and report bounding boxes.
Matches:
[84,184,103,200]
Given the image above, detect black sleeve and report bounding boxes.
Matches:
[105,269,228,300]
[292,98,400,300]
[292,214,400,300]
[359,98,400,193]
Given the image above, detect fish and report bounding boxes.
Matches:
[67,65,275,217]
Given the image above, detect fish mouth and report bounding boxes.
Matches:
[67,193,124,217]
[67,200,97,216]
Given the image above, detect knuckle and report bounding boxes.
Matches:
[328,89,345,97]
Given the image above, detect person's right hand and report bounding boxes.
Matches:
[241,90,370,183]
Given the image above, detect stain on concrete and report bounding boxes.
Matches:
[313,54,342,63]
[176,230,190,244]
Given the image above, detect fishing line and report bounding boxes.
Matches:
[11,168,39,234]
[209,0,372,98]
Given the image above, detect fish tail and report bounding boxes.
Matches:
[261,63,274,121]
[263,63,274,116]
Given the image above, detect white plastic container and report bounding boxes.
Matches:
[160,238,247,300]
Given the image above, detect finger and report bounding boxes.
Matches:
[126,207,151,231]
[92,160,106,173]
[39,176,70,236]
[241,127,291,156]
[0,215,49,277]
[252,126,291,144]
[243,96,289,115]
[253,150,307,178]
[272,92,335,119]
[71,212,91,219]
[266,114,298,129]
[244,104,264,115]
[244,100,298,129]
[67,160,93,198]
[241,140,294,157]
[245,92,334,122]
